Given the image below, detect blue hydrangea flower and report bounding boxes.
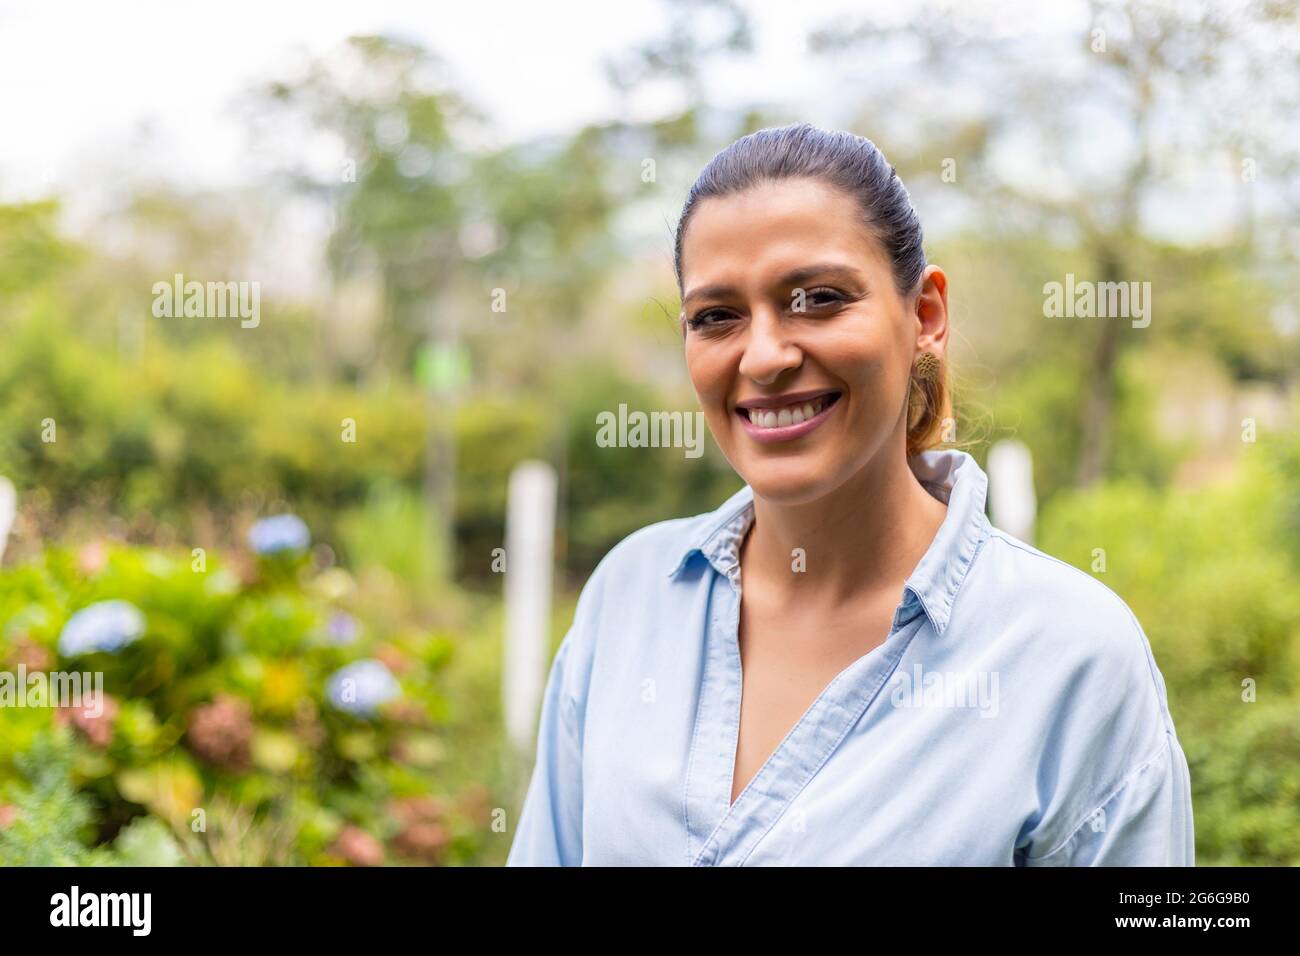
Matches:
[58,600,145,656]
[324,611,359,646]
[326,659,399,717]
[248,514,311,555]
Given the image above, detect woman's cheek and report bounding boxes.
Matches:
[839,357,897,435]
[686,343,727,399]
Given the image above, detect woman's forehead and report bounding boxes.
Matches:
[680,184,888,291]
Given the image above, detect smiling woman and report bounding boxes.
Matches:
[507,123,1194,867]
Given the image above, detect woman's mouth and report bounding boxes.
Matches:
[735,390,842,444]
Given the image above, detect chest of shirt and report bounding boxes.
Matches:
[575,570,1042,865]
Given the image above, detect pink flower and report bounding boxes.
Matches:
[77,540,109,576]
[187,695,254,771]
[53,692,119,748]
[332,826,384,867]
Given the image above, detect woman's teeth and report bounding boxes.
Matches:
[747,397,826,429]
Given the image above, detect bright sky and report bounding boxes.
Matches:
[0,0,1086,201]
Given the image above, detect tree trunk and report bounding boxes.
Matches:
[1075,251,1124,487]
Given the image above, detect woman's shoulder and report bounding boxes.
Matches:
[976,525,1139,624]
[971,525,1174,723]
[971,528,1189,859]
[598,513,705,570]
[557,510,725,675]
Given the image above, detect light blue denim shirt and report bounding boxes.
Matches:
[506,449,1195,866]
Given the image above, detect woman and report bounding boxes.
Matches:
[507,123,1194,866]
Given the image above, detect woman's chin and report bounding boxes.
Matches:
[740,460,843,506]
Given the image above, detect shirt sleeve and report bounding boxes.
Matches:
[505,631,584,866]
[1021,729,1195,867]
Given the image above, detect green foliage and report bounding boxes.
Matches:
[0,306,753,588]
[1040,441,1300,698]
[1182,699,1300,866]
[112,815,186,866]
[1039,435,1300,864]
[338,480,443,586]
[0,312,418,552]
[0,201,80,298]
[0,540,503,866]
[0,729,116,866]
[262,36,468,368]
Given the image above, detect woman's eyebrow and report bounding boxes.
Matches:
[779,263,864,288]
[681,282,735,309]
[682,263,865,307]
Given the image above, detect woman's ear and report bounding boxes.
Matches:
[914,264,949,358]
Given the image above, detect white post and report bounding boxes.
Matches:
[987,439,1037,544]
[503,460,558,758]
[0,477,15,565]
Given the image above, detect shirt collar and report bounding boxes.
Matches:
[666,449,991,636]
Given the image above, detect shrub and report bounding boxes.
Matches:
[0,537,495,865]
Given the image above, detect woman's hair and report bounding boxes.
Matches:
[673,122,951,459]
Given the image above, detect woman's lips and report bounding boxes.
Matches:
[735,392,841,444]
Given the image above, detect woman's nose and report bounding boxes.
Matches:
[738,308,802,385]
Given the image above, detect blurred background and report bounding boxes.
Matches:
[0,0,1297,866]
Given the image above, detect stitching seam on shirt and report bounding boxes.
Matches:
[682,584,722,865]
[942,526,990,628]
[694,583,748,863]
[1119,600,1176,729]
[1024,729,1174,863]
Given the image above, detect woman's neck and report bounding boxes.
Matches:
[741,447,949,607]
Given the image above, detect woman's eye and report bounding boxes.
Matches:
[798,287,846,309]
[686,309,732,330]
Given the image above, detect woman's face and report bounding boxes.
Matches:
[679,176,947,505]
